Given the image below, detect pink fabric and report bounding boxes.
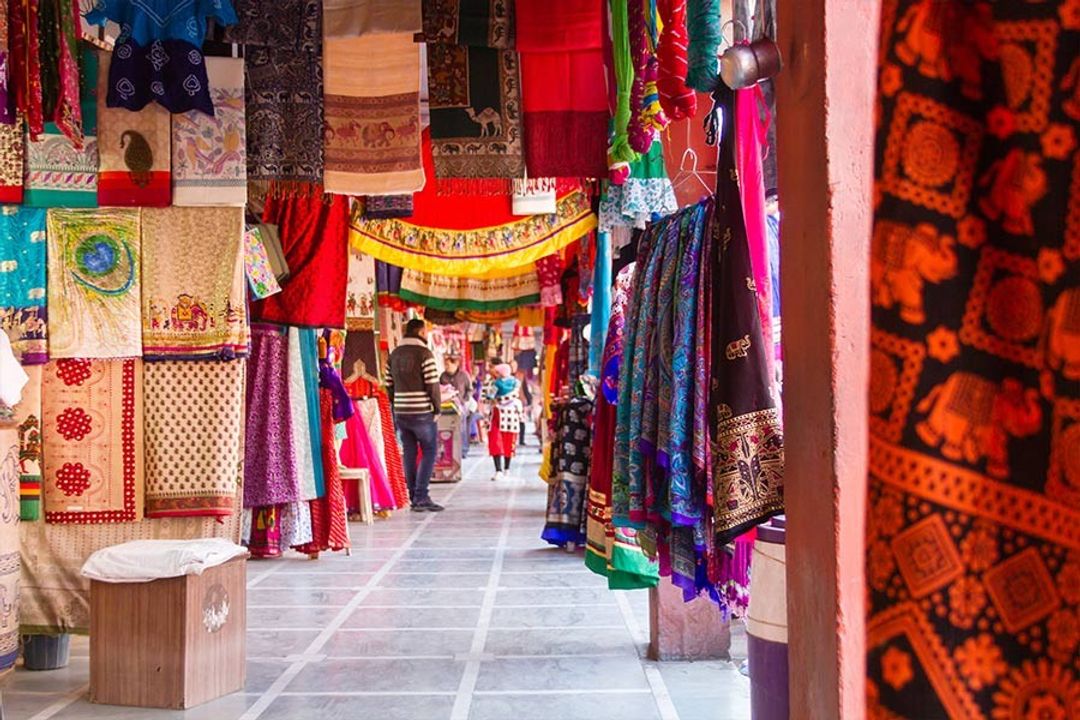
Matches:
[735,86,775,386]
[340,400,396,511]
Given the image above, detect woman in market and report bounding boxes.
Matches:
[483,360,523,481]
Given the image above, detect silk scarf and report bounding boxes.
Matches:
[141,207,248,360]
[326,0,421,37]
[41,358,144,524]
[96,49,171,207]
[323,34,424,196]
[144,360,244,518]
[46,208,141,359]
[172,57,247,207]
[0,206,48,364]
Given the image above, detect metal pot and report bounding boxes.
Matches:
[720,39,783,89]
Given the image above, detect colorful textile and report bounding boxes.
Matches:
[44,0,85,146]
[24,48,98,208]
[293,389,350,554]
[351,131,597,277]
[326,0,421,37]
[250,193,349,328]
[84,0,237,49]
[247,506,281,558]
[341,399,395,511]
[866,2,1079,717]
[599,138,678,230]
[244,326,301,508]
[0,2,8,125]
[516,0,607,178]
[144,360,243,518]
[226,0,320,52]
[0,206,48,364]
[46,208,141,359]
[96,50,171,207]
[656,0,696,121]
[105,38,213,116]
[243,226,282,299]
[400,266,540,312]
[8,0,43,138]
[363,194,413,219]
[141,207,248,360]
[375,389,410,507]
[287,328,319,501]
[12,365,43,520]
[299,328,326,497]
[0,427,19,671]
[542,396,593,547]
[244,44,324,185]
[421,0,514,46]
[323,34,424,196]
[0,118,24,203]
[345,249,377,331]
[172,57,246,207]
[41,358,143,524]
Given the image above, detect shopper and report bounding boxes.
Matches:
[440,354,472,458]
[516,367,533,447]
[484,361,523,481]
[385,319,444,511]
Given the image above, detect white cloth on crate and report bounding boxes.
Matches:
[81,539,249,583]
[0,332,28,407]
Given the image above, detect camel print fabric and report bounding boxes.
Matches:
[866,1,1079,717]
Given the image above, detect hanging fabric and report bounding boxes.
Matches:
[11,365,43,520]
[655,0,696,121]
[244,326,302,509]
[325,0,422,38]
[399,266,541,313]
[0,426,19,671]
[0,206,48,364]
[227,0,321,52]
[287,328,320,502]
[363,194,413,219]
[345,248,377,331]
[8,0,43,138]
[0,117,24,203]
[104,38,214,115]
[599,137,678,230]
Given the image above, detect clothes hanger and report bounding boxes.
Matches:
[671,146,714,198]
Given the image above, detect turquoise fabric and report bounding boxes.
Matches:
[299,328,326,498]
[588,232,612,376]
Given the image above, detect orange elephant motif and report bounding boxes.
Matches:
[872,221,958,324]
[894,0,997,97]
[915,373,1042,478]
[1043,288,1080,380]
[979,150,1048,236]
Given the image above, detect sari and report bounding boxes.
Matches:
[0,207,47,364]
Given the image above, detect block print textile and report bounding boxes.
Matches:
[171,57,246,207]
[144,360,244,518]
[0,206,48,364]
[41,358,143,524]
[46,208,141,359]
[345,248,376,331]
[0,117,24,203]
[12,365,42,520]
[141,207,248,360]
[866,1,1080,718]
[0,427,19,672]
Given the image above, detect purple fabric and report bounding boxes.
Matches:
[106,37,214,116]
[375,260,403,296]
[244,324,301,507]
[319,360,355,423]
[0,50,12,125]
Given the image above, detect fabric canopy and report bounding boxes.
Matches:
[350,131,596,277]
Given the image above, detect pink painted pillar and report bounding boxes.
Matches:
[774,0,879,717]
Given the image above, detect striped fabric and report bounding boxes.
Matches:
[384,337,440,415]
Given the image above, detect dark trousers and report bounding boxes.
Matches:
[396,413,438,504]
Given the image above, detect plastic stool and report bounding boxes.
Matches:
[339,467,373,525]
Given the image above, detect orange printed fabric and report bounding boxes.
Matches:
[866,1,1079,718]
[41,359,144,524]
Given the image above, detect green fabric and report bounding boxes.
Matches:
[398,289,541,313]
[608,0,639,165]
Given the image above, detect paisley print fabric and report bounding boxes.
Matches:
[866,2,1080,718]
[0,207,48,364]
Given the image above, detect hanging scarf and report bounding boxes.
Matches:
[363,194,413,218]
[326,0,421,37]
[85,0,238,49]
[0,2,11,125]
[656,0,696,121]
[105,38,214,116]
[685,0,720,91]
[323,33,424,196]
[351,130,597,277]
[0,117,24,203]
[607,0,638,168]
[345,248,377,331]
[627,0,667,152]
[227,0,321,52]
[399,266,541,312]
[244,326,302,508]
[9,0,43,138]
[516,0,608,178]
[42,0,83,146]
[599,136,678,230]
[0,207,48,364]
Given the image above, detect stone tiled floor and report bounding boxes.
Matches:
[2,449,750,720]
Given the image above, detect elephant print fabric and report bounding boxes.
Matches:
[867,1,1080,718]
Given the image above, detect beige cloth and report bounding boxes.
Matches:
[0,428,20,670]
[324,0,421,36]
[324,34,424,195]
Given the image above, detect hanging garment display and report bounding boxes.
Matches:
[141,207,248,360]
[287,328,319,502]
[685,0,720,92]
[104,38,213,115]
[326,0,421,37]
[143,360,244,518]
[243,225,283,299]
[866,2,1078,717]
[249,193,349,328]
[627,0,668,151]
[298,328,326,497]
[399,266,541,313]
[516,0,607,178]
[0,118,24,203]
[0,206,48,364]
[95,50,171,207]
[227,0,321,52]
[7,0,43,138]
[46,208,141,359]
[363,194,413,218]
[599,137,678,230]
[244,325,302,509]
[85,1,238,49]
[12,365,43,520]
[40,0,84,146]
[542,395,594,548]
[171,57,247,207]
[0,427,19,672]
[41,358,144,524]
[345,248,377,331]
[340,400,396,512]
[351,131,596,276]
[323,33,424,196]
[24,47,97,208]
[293,389,350,555]
[655,0,696,121]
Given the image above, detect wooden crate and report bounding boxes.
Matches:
[89,557,246,709]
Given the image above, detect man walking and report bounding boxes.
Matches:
[385,319,444,512]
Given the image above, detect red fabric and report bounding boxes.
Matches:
[488,408,518,458]
[294,390,350,554]
[515,0,604,52]
[98,172,171,207]
[376,389,411,508]
[9,0,45,138]
[656,0,696,121]
[250,192,349,328]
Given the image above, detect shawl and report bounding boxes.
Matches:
[627,0,667,152]
[323,34,424,196]
[41,358,144,524]
[8,0,42,138]
[244,326,301,508]
[0,206,48,364]
[0,3,11,124]
[708,87,783,544]
[0,118,24,203]
[141,207,248,360]
[0,428,18,671]
[421,0,514,46]
[350,131,597,277]
[867,3,1079,717]
[345,248,377,331]
[12,365,43,520]
[400,266,540,312]
[144,360,244,518]
[374,388,410,507]
[46,208,142,359]
[599,137,678,230]
[95,50,171,207]
[243,226,282,299]
[41,0,83,146]
[226,0,321,52]
[24,48,98,208]
[84,0,237,48]
[363,194,413,219]
[326,0,422,37]
[287,328,318,502]
[105,38,213,116]
[685,0,720,92]
[516,0,608,178]
[250,193,349,328]
[171,57,247,207]
[244,44,324,185]
[541,396,593,546]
